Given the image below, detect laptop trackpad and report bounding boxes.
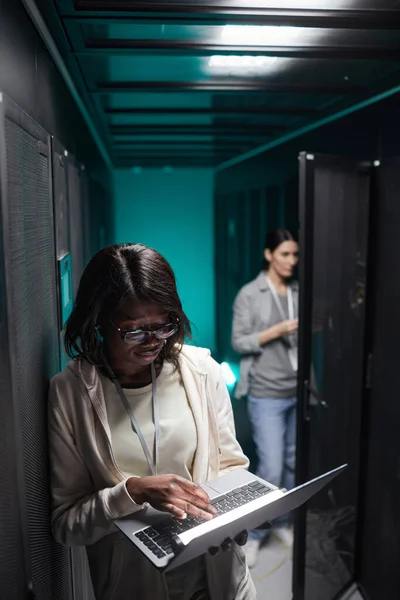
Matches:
[201,469,254,496]
[201,483,220,500]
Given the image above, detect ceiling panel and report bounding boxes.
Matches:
[52,0,400,167]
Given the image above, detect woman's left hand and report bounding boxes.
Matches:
[126,474,216,520]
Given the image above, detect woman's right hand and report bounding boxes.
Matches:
[126,474,217,521]
[276,319,298,336]
[259,318,298,345]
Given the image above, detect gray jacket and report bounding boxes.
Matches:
[232,272,299,400]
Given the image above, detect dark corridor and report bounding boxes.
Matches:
[1,2,400,600]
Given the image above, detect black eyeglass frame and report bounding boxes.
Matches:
[108,318,179,345]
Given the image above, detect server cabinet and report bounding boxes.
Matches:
[294,153,370,600]
[357,159,400,600]
[0,93,72,600]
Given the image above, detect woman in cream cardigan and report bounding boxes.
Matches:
[48,243,255,600]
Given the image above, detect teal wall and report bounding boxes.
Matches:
[113,168,216,352]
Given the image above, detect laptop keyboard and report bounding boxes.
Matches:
[134,480,273,559]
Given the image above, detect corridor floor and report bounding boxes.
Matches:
[251,534,293,599]
[250,534,363,600]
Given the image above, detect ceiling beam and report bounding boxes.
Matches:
[110,124,286,133]
[116,152,246,158]
[113,135,277,142]
[115,158,223,165]
[217,71,400,171]
[116,159,224,162]
[116,165,222,168]
[113,140,252,144]
[114,146,250,151]
[110,129,284,140]
[116,156,224,159]
[105,107,317,117]
[66,4,400,30]
[113,142,227,148]
[116,158,234,163]
[80,40,400,60]
[115,152,235,156]
[94,80,360,94]
[114,142,252,149]
[117,157,246,162]
[116,165,222,169]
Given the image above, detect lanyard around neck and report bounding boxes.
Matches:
[105,361,159,476]
[266,275,295,322]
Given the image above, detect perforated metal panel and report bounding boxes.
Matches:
[0,114,26,598]
[0,328,24,600]
[1,95,72,600]
[67,160,84,297]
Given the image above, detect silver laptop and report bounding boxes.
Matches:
[115,464,347,572]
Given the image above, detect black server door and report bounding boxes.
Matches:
[294,153,370,600]
[357,158,400,600]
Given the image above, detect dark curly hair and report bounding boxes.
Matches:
[65,243,191,368]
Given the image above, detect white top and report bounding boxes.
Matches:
[101,361,198,480]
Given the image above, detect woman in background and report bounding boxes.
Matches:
[232,228,299,568]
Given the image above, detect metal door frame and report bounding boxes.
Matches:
[294,151,370,600]
[293,151,315,600]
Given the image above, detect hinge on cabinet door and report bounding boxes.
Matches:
[365,353,373,389]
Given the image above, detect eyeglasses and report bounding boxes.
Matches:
[108,319,179,346]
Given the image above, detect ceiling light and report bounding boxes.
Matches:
[208,55,277,74]
[221,25,304,46]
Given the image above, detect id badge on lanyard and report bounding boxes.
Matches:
[266,276,298,372]
[288,346,298,373]
[105,360,159,475]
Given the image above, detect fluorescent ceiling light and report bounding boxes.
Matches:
[210,25,305,73]
[209,54,277,73]
[221,25,304,46]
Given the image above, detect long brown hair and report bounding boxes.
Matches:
[65,243,191,367]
